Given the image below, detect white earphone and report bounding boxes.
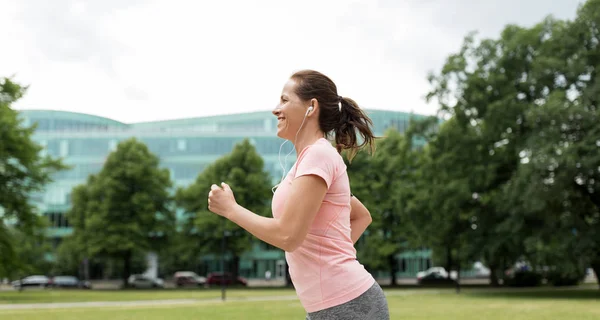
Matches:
[272,105,314,193]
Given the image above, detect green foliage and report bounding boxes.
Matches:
[0,77,66,279]
[348,118,437,283]
[0,217,53,279]
[176,139,272,277]
[423,0,600,286]
[67,138,175,286]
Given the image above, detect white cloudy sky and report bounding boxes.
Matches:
[1,0,583,123]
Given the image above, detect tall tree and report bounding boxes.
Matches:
[67,138,175,287]
[0,77,65,279]
[426,0,600,287]
[348,122,434,286]
[177,139,272,282]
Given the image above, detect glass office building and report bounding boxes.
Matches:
[19,109,431,279]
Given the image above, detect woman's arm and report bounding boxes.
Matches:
[208,176,327,252]
[350,195,372,244]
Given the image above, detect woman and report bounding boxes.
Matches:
[208,70,389,319]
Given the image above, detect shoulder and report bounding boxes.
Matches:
[294,139,345,188]
[296,140,345,172]
[298,139,340,161]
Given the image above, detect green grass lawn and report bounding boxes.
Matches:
[0,288,297,304]
[0,287,598,320]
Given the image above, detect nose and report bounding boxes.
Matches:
[272,106,281,116]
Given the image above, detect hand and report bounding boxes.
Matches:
[208,182,237,218]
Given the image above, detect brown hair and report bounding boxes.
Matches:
[290,69,376,161]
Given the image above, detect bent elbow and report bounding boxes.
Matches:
[354,209,372,225]
[281,235,302,252]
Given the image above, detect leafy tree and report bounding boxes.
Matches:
[426,0,600,287]
[348,120,435,286]
[176,139,272,282]
[1,218,53,284]
[67,138,175,287]
[51,235,84,277]
[0,77,65,279]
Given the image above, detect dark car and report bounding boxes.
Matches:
[206,272,248,286]
[51,276,92,289]
[174,271,206,288]
[11,275,51,289]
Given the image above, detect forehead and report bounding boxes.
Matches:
[281,78,298,97]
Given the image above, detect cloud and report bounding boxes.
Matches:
[16,0,144,75]
[0,0,584,123]
[123,86,148,101]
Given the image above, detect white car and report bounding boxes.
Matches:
[127,274,164,288]
[11,275,51,289]
[417,267,449,281]
[472,261,491,278]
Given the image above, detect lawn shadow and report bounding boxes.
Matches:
[467,287,599,301]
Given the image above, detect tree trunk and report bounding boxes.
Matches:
[456,261,461,294]
[388,254,398,287]
[445,244,453,279]
[489,264,500,287]
[123,250,132,289]
[591,259,600,290]
[231,255,240,283]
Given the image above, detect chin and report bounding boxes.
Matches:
[276,131,289,140]
[276,128,289,140]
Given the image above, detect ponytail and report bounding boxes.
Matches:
[335,96,376,162]
[289,69,377,162]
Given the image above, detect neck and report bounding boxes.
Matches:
[293,128,324,155]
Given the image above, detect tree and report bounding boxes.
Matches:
[0,77,65,279]
[404,118,482,290]
[67,138,175,287]
[347,124,428,286]
[1,217,53,285]
[176,139,272,283]
[426,0,600,287]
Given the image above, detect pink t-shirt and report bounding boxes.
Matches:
[272,138,375,312]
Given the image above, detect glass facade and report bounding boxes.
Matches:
[19,109,430,279]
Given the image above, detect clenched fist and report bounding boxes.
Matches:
[208,182,237,218]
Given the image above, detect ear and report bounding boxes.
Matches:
[308,98,319,117]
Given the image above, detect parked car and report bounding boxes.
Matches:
[416,267,456,285]
[51,276,92,289]
[127,274,164,288]
[472,261,491,279]
[205,272,247,286]
[174,271,206,288]
[417,267,449,281]
[11,275,51,289]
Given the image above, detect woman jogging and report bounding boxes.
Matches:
[208,70,389,319]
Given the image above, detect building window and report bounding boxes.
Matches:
[109,139,118,151]
[263,119,273,132]
[39,140,47,157]
[59,140,69,157]
[177,139,187,151]
[45,186,68,205]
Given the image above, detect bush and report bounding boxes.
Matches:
[504,271,542,287]
[545,270,585,287]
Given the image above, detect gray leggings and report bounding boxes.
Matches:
[305,282,390,320]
